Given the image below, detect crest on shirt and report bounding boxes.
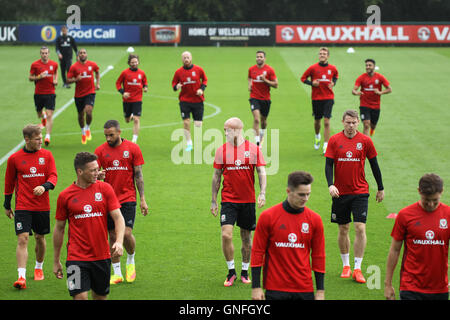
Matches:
[123,151,129,158]
[301,223,309,234]
[39,157,45,165]
[439,219,448,229]
[425,230,435,240]
[84,204,92,213]
[356,143,362,150]
[288,233,297,243]
[95,193,103,202]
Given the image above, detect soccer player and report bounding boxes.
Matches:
[171,51,208,152]
[251,171,325,300]
[116,54,148,143]
[29,46,58,146]
[211,117,266,287]
[67,48,100,144]
[53,152,125,300]
[385,173,450,300]
[324,110,384,284]
[301,47,339,154]
[4,124,57,289]
[352,59,392,136]
[55,25,77,89]
[248,50,278,148]
[95,120,148,284]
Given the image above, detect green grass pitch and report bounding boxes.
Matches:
[0,45,449,300]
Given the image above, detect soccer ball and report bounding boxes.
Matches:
[127,47,135,53]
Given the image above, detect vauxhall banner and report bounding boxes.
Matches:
[276,25,450,44]
[182,24,274,45]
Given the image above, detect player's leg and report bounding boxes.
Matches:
[250,99,262,146]
[220,203,238,286]
[312,101,322,149]
[107,216,123,284]
[191,103,204,149]
[91,259,110,300]
[33,233,46,280]
[14,211,32,288]
[369,109,380,136]
[34,95,47,128]
[179,102,193,151]
[43,95,55,145]
[84,104,93,140]
[332,196,352,278]
[351,194,369,283]
[359,107,372,136]
[121,202,137,282]
[322,100,333,154]
[258,101,270,148]
[131,102,142,143]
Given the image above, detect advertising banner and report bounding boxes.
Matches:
[276,24,450,44]
[19,24,141,43]
[150,25,181,44]
[0,25,18,42]
[182,24,274,45]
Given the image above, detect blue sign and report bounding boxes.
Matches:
[19,24,141,43]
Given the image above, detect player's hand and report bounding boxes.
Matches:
[210,200,218,217]
[315,290,325,300]
[97,170,106,180]
[176,83,183,90]
[257,193,266,208]
[312,79,320,87]
[374,89,382,95]
[329,185,339,198]
[140,198,149,216]
[143,86,148,93]
[384,285,396,300]
[328,82,334,89]
[123,92,131,99]
[33,186,46,196]
[53,260,64,279]
[58,53,63,60]
[196,88,204,96]
[5,209,14,219]
[95,84,100,91]
[252,288,265,300]
[376,190,385,202]
[111,242,123,258]
[75,74,82,82]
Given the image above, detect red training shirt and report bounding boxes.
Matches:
[95,139,145,204]
[56,181,121,261]
[251,202,326,292]
[301,62,338,100]
[391,202,450,294]
[354,72,390,109]
[171,65,207,103]
[29,59,58,95]
[67,60,99,98]
[213,140,265,203]
[324,131,377,195]
[4,148,57,211]
[115,68,148,103]
[248,64,277,100]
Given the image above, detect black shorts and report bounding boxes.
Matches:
[220,202,256,231]
[265,290,315,301]
[249,98,271,118]
[123,101,142,118]
[331,194,369,225]
[66,259,111,297]
[74,94,96,113]
[179,101,204,121]
[14,210,50,235]
[400,290,449,301]
[360,106,381,125]
[107,202,136,230]
[34,94,56,112]
[312,99,334,120]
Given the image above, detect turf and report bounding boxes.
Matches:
[0,45,449,300]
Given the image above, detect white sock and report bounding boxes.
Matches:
[43,112,47,119]
[260,129,265,140]
[226,260,235,270]
[187,139,193,146]
[35,261,43,270]
[127,253,135,265]
[340,253,350,267]
[315,133,321,140]
[242,262,250,271]
[18,268,26,279]
[112,262,122,276]
[132,135,138,143]
[81,128,85,135]
[255,135,260,144]
[354,257,363,270]
[45,133,50,140]
[84,124,90,131]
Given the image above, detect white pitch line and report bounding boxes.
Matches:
[0,65,114,166]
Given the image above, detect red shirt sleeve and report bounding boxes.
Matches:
[354,74,363,88]
[132,144,145,167]
[213,145,224,169]
[171,69,180,89]
[142,72,148,87]
[67,64,76,79]
[200,67,208,86]
[46,152,58,187]
[256,146,266,167]
[381,74,390,87]
[4,154,17,195]
[300,66,312,83]
[115,71,125,91]
[55,192,68,221]
[391,209,406,241]
[310,212,326,273]
[250,210,270,267]
[324,135,336,159]
[365,136,378,160]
